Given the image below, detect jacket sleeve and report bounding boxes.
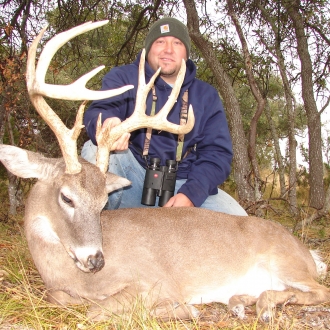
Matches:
[83,67,135,145]
[177,90,233,207]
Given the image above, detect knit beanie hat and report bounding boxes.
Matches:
[145,17,191,58]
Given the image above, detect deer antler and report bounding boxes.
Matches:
[26,21,133,174]
[95,49,195,173]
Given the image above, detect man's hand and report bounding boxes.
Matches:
[163,193,194,207]
[103,117,130,151]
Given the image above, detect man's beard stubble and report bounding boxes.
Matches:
[159,67,177,79]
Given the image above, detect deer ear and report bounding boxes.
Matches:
[105,172,131,193]
[0,145,57,179]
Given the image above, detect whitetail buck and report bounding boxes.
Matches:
[0,21,329,323]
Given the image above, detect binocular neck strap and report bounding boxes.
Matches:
[142,86,157,158]
[176,89,189,161]
[142,86,189,162]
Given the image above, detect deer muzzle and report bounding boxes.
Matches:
[70,248,105,273]
[87,250,105,273]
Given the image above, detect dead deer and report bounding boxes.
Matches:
[0,21,329,323]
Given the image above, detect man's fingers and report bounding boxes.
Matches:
[101,118,130,151]
[102,117,121,129]
[112,132,130,151]
[163,193,194,207]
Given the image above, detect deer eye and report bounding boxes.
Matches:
[61,193,74,207]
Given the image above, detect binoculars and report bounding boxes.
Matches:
[141,157,177,207]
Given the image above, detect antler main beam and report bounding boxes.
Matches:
[95,49,195,173]
[26,21,133,174]
[28,21,133,100]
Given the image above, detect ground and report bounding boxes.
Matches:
[1,210,330,329]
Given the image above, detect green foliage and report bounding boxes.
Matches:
[0,174,8,204]
[45,1,155,67]
[299,143,309,164]
[324,162,330,188]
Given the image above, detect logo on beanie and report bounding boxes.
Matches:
[160,24,170,34]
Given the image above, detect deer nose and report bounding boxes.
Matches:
[87,250,105,273]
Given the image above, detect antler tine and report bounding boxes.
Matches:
[96,49,195,173]
[32,21,133,100]
[26,21,133,174]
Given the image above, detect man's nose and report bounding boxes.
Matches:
[164,41,174,53]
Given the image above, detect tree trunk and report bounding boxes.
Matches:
[4,111,23,215]
[7,171,20,215]
[284,0,325,209]
[264,104,286,198]
[227,0,268,202]
[183,0,255,205]
[257,2,298,214]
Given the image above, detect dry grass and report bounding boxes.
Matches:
[1,206,330,329]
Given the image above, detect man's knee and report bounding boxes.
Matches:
[202,189,247,216]
[81,140,97,165]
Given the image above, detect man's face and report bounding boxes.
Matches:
[147,36,187,84]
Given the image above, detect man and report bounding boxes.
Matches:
[82,17,247,215]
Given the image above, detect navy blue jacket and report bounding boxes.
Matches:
[84,52,233,207]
